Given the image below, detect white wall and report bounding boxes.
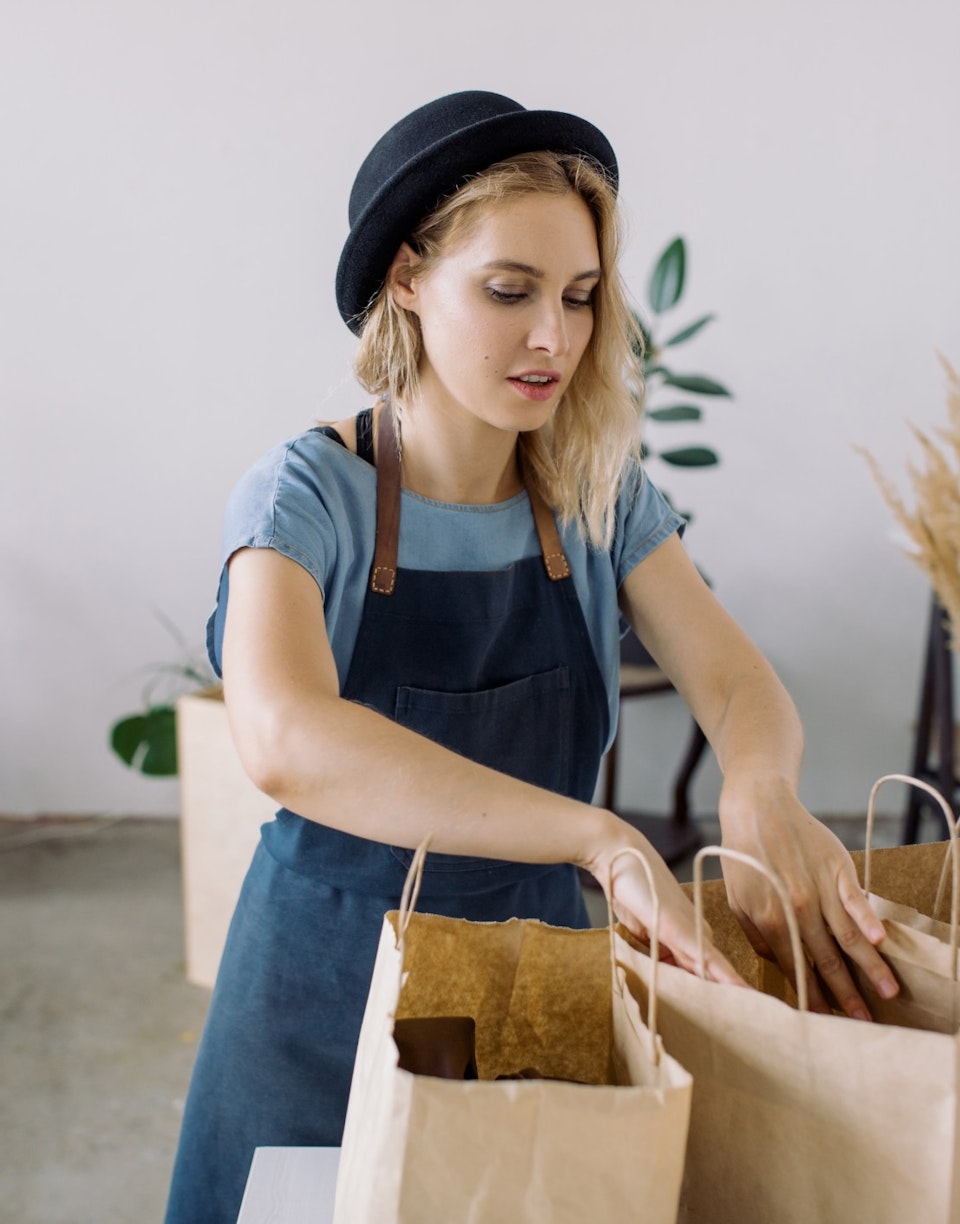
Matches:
[2,0,958,818]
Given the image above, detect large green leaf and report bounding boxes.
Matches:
[661,373,732,397]
[647,238,686,314]
[664,313,716,347]
[659,446,720,467]
[109,705,178,776]
[647,405,703,423]
[110,715,148,767]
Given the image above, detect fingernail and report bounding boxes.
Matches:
[851,1006,872,1022]
[878,978,898,999]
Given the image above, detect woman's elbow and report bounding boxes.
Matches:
[225,691,341,807]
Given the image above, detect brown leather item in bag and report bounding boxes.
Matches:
[392,1015,478,1080]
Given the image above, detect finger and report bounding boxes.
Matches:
[609,857,746,986]
[627,923,653,952]
[840,884,887,946]
[836,862,898,964]
[741,908,836,1015]
[699,944,748,987]
[823,877,899,1005]
[610,903,651,949]
[659,917,747,987]
[798,912,879,1020]
[617,913,691,972]
[732,909,776,963]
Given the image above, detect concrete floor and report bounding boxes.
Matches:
[0,808,913,1224]
[0,818,209,1224]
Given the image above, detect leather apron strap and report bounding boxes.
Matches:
[370,404,402,594]
[369,405,570,593]
[525,475,572,581]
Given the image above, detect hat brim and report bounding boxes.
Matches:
[335,108,617,333]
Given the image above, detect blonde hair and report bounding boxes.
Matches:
[353,151,644,550]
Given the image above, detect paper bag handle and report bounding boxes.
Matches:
[693,846,810,1013]
[605,847,662,1064]
[864,773,958,980]
[396,836,432,965]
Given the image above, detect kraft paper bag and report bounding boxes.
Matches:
[333,845,692,1224]
[839,774,960,1031]
[862,774,959,947]
[619,845,960,1224]
[846,916,960,1031]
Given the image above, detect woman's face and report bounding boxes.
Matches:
[394,191,601,436]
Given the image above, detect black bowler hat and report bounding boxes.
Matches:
[335,90,618,333]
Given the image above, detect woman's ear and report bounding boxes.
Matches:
[387,243,422,314]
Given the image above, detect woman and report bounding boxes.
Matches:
[164,91,897,1222]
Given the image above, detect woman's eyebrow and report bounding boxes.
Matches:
[481,259,602,282]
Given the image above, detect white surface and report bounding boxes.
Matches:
[3,2,959,818]
[237,1147,340,1224]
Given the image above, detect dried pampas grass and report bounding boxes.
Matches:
[860,354,960,651]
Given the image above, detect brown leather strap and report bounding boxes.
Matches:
[526,478,572,581]
[369,411,571,593]
[370,405,401,594]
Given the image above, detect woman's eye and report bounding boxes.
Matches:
[487,287,527,304]
[486,287,593,308]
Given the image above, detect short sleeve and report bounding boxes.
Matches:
[610,464,686,587]
[222,436,338,592]
[204,432,375,676]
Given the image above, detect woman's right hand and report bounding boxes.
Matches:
[587,826,746,986]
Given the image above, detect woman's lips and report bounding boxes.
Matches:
[507,374,561,402]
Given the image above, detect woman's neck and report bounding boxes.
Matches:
[394,401,524,505]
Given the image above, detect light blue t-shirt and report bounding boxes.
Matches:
[206,428,683,752]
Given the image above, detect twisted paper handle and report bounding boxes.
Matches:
[396,837,432,969]
[693,846,810,1013]
[606,847,662,1065]
[865,773,958,982]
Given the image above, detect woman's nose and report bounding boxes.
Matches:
[526,303,569,356]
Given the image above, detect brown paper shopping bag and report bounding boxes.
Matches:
[862,774,958,945]
[333,845,692,1224]
[621,846,960,1224]
[848,773,960,1030]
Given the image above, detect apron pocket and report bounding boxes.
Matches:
[391,666,571,875]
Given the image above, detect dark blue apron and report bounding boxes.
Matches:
[164,407,610,1224]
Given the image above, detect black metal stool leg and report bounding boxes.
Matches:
[613,711,706,866]
[672,721,709,826]
[902,596,957,843]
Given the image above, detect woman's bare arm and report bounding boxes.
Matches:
[618,532,899,1018]
[219,544,743,984]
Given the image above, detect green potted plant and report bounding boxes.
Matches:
[622,235,732,669]
[109,616,215,777]
[635,235,731,519]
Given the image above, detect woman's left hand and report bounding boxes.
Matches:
[718,775,899,1020]
[618,534,900,1020]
